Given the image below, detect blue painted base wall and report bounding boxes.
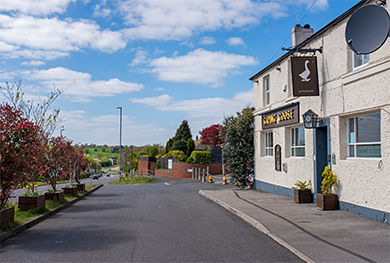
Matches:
[254,180,389,225]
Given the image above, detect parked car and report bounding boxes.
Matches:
[90,175,99,180]
[107,173,111,177]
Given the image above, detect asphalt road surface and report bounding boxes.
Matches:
[1,178,303,262]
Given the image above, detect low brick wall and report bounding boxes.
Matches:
[155,169,172,178]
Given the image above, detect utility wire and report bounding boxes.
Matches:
[266,0,320,65]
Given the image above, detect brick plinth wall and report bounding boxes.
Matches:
[138,156,156,176]
[155,169,172,178]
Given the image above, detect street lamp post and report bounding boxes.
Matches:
[60,127,65,137]
[117,106,122,182]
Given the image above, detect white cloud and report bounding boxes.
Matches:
[150,49,257,86]
[0,14,126,60]
[199,36,216,45]
[60,110,172,146]
[130,48,149,67]
[23,67,144,102]
[119,0,286,41]
[226,37,245,47]
[130,89,253,119]
[0,0,77,16]
[93,5,112,18]
[21,60,46,66]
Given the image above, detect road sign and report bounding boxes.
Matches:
[126,161,130,166]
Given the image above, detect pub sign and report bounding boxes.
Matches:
[291,56,319,96]
[262,103,300,130]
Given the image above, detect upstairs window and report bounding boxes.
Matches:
[348,113,381,158]
[264,76,270,106]
[352,52,369,70]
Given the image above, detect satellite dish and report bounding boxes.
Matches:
[345,4,390,54]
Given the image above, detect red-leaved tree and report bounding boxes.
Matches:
[0,104,44,209]
[199,124,225,149]
[41,136,74,192]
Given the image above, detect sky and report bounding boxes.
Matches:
[0,0,360,146]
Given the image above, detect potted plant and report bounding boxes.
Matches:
[292,180,313,203]
[316,166,338,210]
[44,188,65,203]
[62,184,78,196]
[18,184,45,211]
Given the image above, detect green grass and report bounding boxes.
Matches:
[0,184,102,233]
[87,147,119,158]
[109,176,156,185]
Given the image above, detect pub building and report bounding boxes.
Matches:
[250,0,389,223]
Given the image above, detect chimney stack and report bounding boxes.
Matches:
[291,24,314,47]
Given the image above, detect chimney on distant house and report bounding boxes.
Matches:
[291,24,314,47]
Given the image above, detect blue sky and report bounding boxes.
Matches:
[0,0,358,146]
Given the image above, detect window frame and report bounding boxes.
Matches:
[352,52,369,70]
[264,76,270,106]
[290,126,305,157]
[264,131,273,156]
[347,113,381,159]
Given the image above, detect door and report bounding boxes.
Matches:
[314,126,328,194]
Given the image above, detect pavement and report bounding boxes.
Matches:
[199,176,390,263]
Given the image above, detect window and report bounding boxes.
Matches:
[264,76,270,106]
[291,127,305,157]
[352,52,369,69]
[348,113,381,158]
[265,132,273,156]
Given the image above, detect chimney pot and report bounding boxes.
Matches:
[291,24,314,47]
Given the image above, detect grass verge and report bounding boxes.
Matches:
[109,176,156,185]
[0,184,102,233]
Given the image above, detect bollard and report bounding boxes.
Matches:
[223,175,228,185]
[202,169,206,183]
[208,174,214,183]
[192,168,195,179]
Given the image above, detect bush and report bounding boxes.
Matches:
[186,156,194,163]
[171,150,186,162]
[191,151,213,165]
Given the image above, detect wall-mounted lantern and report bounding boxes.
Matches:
[302,109,319,129]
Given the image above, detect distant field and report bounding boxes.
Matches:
[86,147,119,159]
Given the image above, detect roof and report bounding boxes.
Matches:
[249,0,370,81]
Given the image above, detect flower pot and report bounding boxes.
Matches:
[18,195,45,211]
[45,191,65,202]
[76,184,85,192]
[62,187,78,196]
[316,193,338,210]
[0,206,14,227]
[294,189,313,203]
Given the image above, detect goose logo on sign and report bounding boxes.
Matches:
[291,56,319,96]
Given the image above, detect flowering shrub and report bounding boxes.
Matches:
[321,166,336,194]
[22,184,39,197]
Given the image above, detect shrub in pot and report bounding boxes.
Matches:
[292,180,313,203]
[317,166,338,210]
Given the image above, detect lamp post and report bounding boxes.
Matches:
[117,106,122,182]
[60,127,65,137]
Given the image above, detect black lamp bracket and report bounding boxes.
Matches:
[282,46,323,54]
[375,0,386,6]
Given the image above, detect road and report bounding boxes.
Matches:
[1,178,303,262]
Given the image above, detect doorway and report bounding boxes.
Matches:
[314,126,329,195]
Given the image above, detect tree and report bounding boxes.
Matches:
[0,78,63,137]
[222,107,254,183]
[165,138,174,153]
[149,146,159,157]
[0,105,44,208]
[186,138,195,157]
[174,120,192,142]
[199,124,225,149]
[173,140,187,153]
[41,137,74,192]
